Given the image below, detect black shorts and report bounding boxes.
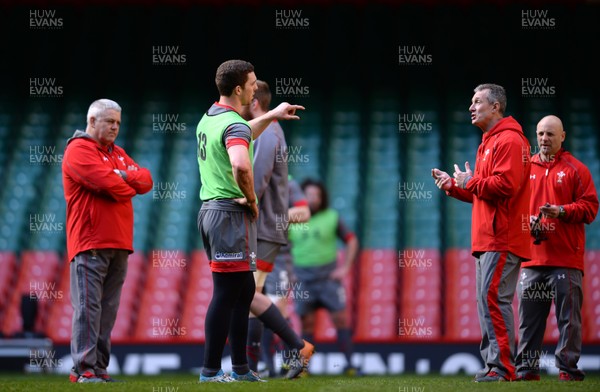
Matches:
[198,200,257,273]
[264,252,291,297]
[294,278,347,316]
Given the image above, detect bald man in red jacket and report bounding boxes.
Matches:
[432,84,531,382]
[62,99,153,383]
[515,115,598,382]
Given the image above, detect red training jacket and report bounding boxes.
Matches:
[447,116,532,260]
[62,131,153,262]
[523,149,599,271]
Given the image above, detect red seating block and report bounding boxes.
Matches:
[133,250,187,341]
[354,302,397,341]
[180,250,212,342]
[314,308,337,343]
[1,251,60,337]
[444,248,480,341]
[398,249,441,340]
[583,250,600,342]
[111,251,146,342]
[0,252,17,314]
[45,257,72,344]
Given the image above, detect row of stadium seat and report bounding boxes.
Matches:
[1,94,599,253]
[2,248,599,344]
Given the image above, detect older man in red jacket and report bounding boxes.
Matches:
[62,99,153,383]
[432,84,531,382]
[515,115,598,382]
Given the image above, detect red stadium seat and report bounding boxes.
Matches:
[354,302,397,341]
[180,250,212,342]
[313,308,337,343]
[583,250,600,342]
[398,249,441,340]
[444,248,480,341]
[111,251,146,342]
[358,249,398,290]
[355,249,398,341]
[46,257,72,344]
[0,252,17,315]
[1,251,60,337]
[133,250,187,341]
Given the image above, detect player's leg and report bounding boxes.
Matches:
[228,271,257,377]
[247,241,280,371]
[69,250,108,383]
[475,251,520,381]
[474,253,491,379]
[198,207,254,381]
[322,279,355,374]
[279,283,316,378]
[552,267,584,381]
[250,291,307,356]
[261,261,290,377]
[202,271,252,379]
[515,267,550,380]
[95,249,128,381]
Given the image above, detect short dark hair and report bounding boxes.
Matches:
[215,59,254,97]
[474,83,507,115]
[300,178,329,211]
[254,80,272,111]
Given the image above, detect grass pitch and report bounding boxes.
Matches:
[1,373,600,391]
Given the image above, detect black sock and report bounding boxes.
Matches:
[337,328,354,367]
[261,325,276,374]
[246,318,263,372]
[258,304,304,350]
[303,332,314,345]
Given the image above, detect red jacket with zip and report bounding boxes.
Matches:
[447,116,532,260]
[523,149,598,271]
[62,131,153,262]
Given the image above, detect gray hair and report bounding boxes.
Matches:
[474,83,507,115]
[87,99,122,123]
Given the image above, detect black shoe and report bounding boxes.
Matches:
[99,374,124,382]
[475,371,510,382]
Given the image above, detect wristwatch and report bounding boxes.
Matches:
[558,205,566,218]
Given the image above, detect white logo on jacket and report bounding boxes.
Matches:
[483,149,490,161]
[557,171,565,183]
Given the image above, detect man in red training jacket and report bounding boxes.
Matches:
[516,115,598,382]
[62,98,153,383]
[432,83,531,382]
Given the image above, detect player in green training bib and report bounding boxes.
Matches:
[196,59,305,383]
[288,178,361,376]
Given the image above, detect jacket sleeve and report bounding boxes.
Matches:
[252,131,277,201]
[465,134,528,201]
[446,182,474,203]
[564,162,599,224]
[119,149,154,195]
[63,142,137,202]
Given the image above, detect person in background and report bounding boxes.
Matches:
[516,115,598,381]
[288,178,360,376]
[62,98,153,383]
[432,83,531,382]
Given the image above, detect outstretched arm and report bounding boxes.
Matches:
[249,102,305,139]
